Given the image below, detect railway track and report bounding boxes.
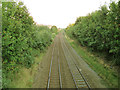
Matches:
[47,36,62,89]
[60,32,91,89]
[46,33,91,89]
[33,32,106,88]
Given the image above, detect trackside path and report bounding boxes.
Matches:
[33,32,106,88]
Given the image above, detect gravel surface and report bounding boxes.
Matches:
[33,32,106,88]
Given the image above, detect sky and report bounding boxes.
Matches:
[15,0,116,28]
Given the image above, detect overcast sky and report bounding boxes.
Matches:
[15,0,116,28]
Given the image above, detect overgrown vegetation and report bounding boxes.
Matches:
[65,34,118,88]
[66,1,120,65]
[65,1,120,88]
[51,25,58,34]
[2,1,57,88]
[8,52,45,88]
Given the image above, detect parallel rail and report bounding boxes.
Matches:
[60,36,78,88]
[47,42,55,89]
[58,49,62,88]
[64,34,91,89]
[61,33,91,89]
[47,33,90,89]
[47,37,62,89]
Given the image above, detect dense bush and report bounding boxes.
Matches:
[51,25,58,34]
[31,25,53,50]
[66,1,120,65]
[2,2,55,88]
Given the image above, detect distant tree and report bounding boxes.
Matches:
[66,24,74,30]
[51,26,58,33]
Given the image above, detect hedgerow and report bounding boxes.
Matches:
[2,2,56,88]
[66,1,120,65]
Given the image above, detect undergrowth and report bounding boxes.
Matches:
[66,33,118,88]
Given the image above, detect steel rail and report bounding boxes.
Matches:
[63,35,91,89]
[62,33,91,89]
[64,37,91,89]
[58,45,62,88]
[76,63,91,89]
[47,42,55,89]
[47,36,63,89]
[60,35,78,89]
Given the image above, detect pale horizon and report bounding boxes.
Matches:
[15,0,117,28]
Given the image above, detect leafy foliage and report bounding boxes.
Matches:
[66,1,120,65]
[2,2,55,88]
[51,25,58,34]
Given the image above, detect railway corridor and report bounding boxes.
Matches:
[33,32,106,88]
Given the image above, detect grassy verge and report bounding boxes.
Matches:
[8,51,45,88]
[65,34,118,88]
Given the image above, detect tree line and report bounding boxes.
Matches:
[66,1,120,65]
[2,1,57,88]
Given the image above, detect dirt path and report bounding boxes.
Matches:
[33,32,106,88]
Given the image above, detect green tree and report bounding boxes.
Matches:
[66,1,120,65]
[51,25,58,33]
[2,1,54,88]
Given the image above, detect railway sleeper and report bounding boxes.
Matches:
[77,84,88,88]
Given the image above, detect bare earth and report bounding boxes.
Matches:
[32,32,106,88]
